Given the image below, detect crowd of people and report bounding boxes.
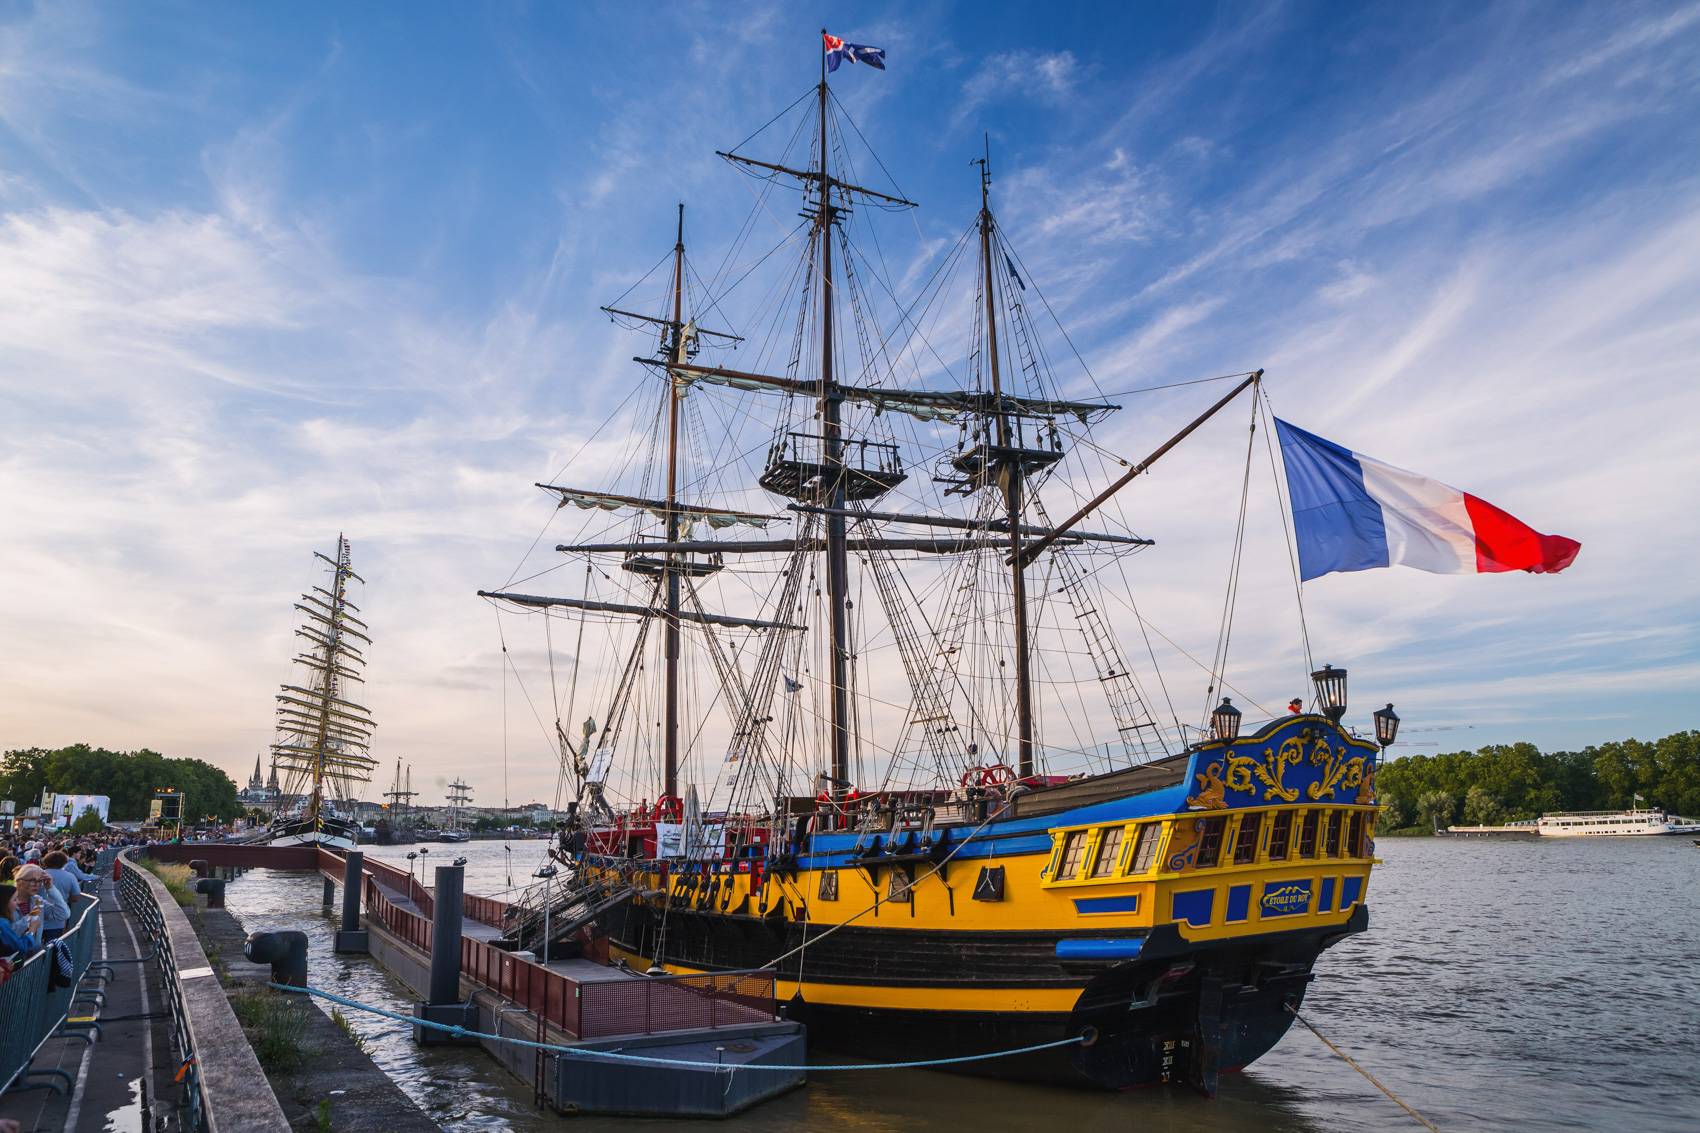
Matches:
[0,829,137,973]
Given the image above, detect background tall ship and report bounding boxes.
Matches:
[483,37,1398,1094]
[265,536,379,850]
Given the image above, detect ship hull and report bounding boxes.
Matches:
[602,898,1365,1092]
[264,816,362,851]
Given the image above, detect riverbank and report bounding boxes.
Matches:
[189,900,439,1133]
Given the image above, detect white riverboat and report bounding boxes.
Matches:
[1535,808,1700,837]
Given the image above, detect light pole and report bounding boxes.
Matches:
[533,863,557,963]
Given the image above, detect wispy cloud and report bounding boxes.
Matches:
[957,49,1082,122]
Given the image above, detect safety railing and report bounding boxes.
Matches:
[576,969,777,1039]
[462,932,582,1036]
[1,891,102,1097]
[119,850,290,1133]
[119,858,207,1130]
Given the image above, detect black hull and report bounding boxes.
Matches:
[603,899,1367,1092]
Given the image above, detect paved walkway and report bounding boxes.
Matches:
[0,874,189,1133]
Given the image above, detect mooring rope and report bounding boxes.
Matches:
[1285,1005,1441,1131]
[271,982,1085,1072]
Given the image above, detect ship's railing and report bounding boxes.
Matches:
[576,969,778,1039]
[0,892,100,1097]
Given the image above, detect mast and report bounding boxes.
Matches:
[306,535,350,822]
[974,141,1035,776]
[663,203,685,799]
[271,535,378,825]
[818,32,852,797]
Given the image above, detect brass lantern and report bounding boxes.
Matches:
[1211,697,1242,742]
[1310,664,1348,722]
[1373,703,1400,749]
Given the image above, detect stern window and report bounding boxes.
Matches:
[1348,811,1366,857]
[1298,811,1321,858]
[1057,830,1089,879]
[1126,823,1161,875]
[1267,811,1294,860]
[1232,813,1263,865]
[1196,816,1227,869]
[1325,810,1344,858]
[1089,827,1125,878]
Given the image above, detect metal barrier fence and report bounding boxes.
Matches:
[1,891,104,1097]
[94,845,122,877]
[576,970,778,1039]
[118,857,207,1132]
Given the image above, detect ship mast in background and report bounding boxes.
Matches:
[270,536,379,828]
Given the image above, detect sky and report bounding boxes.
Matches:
[2,1,1698,809]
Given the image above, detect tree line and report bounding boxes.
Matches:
[1377,730,1700,832]
[0,743,241,824]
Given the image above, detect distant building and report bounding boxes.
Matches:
[237,752,285,813]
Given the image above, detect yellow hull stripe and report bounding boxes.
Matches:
[607,944,1086,1013]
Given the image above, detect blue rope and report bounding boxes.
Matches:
[270,982,1087,1072]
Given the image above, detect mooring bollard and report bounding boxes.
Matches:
[246,930,309,989]
[195,877,226,908]
[335,851,369,954]
[416,862,477,1045]
[189,859,210,879]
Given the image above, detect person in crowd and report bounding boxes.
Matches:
[71,847,101,887]
[14,863,69,942]
[0,854,18,883]
[2,881,41,957]
[42,849,86,907]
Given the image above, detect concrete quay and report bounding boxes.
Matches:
[142,841,808,1120]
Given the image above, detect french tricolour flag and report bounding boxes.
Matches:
[1275,419,1581,582]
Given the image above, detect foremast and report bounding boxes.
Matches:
[272,536,378,827]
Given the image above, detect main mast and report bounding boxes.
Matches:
[308,536,354,820]
[974,144,1035,776]
[817,34,853,797]
[663,204,686,799]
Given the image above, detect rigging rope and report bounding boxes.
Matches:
[1202,399,1259,723]
[1257,388,1316,678]
[271,982,1086,1072]
[1285,1005,1442,1132]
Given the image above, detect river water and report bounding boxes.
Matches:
[220,835,1700,1132]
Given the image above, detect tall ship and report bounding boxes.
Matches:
[267,536,379,849]
[483,39,1397,1093]
[375,758,420,844]
[440,779,474,843]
